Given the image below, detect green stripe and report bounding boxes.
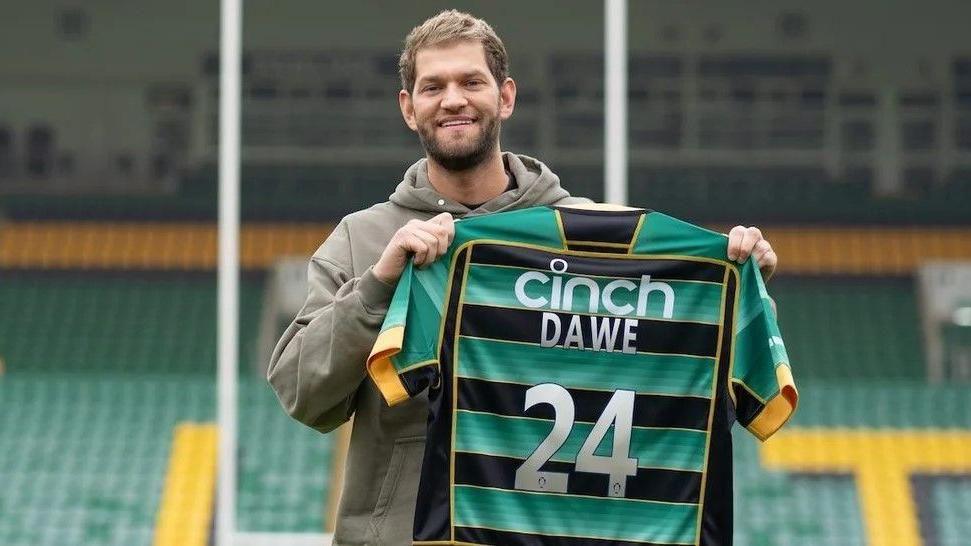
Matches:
[458,337,714,398]
[731,261,788,398]
[454,485,698,544]
[455,410,707,472]
[633,212,728,262]
[465,264,724,324]
[381,261,413,334]
[391,275,443,373]
[414,254,450,310]
[454,207,567,249]
[733,316,782,399]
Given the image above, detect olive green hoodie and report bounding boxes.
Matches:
[267,152,590,545]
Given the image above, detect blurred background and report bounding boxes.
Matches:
[1,1,970,545]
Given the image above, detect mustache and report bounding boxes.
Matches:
[417,114,501,172]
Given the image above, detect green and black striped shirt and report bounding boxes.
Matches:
[368,204,797,546]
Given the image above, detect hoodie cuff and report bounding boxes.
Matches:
[359,266,396,315]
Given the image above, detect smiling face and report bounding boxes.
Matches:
[399,40,515,172]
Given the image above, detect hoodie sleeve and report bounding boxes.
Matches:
[266,220,396,433]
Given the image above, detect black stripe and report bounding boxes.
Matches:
[460,305,720,357]
[412,248,470,542]
[732,380,767,428]
[565,243,630,254]
[470,243,725,283]
[454,452,702,504]
[455,525,676,546]
[400,365,438,399]
[556,207,644,245]
[699,270,737,546]
[457,377,711,431]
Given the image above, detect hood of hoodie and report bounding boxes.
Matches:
[388,152,584,216]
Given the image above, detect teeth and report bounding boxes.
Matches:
[442,120,473,127]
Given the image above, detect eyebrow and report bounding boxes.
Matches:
[416,70,490,86]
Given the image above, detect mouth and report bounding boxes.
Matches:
[438,117,476,129]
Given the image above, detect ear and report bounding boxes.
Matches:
[399,89,418,131]
[498,77,516,121]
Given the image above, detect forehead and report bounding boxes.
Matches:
[413,40,493,82]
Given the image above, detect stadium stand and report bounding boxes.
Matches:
[0,374,333,545]
[0,273,263,373]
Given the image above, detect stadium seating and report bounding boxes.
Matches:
[771,277,925,379]
[3,372,968,545]
[0,374,333,545]
[3,165,969,224]
[0,273,263,373]
[735,381,971,545]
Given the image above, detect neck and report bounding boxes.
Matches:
[426,150,508,205]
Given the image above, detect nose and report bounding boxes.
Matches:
[440,83,468,110]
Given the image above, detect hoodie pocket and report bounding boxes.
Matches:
[369,435,424,542]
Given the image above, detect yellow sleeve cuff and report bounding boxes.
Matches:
[366,326,409,406]
[747,364,798,442]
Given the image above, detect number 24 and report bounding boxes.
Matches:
[513,383,638,498]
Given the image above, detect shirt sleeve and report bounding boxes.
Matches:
[367,260,445,406]
[730,260,798,441]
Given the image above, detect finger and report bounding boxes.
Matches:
[752,239,773,263]
[416,225,448,261]
[434,226,450,256]
[439,213,455,245]
[426,213,455,247]
[426,223,455,260]
[759,249,778,281]
[727,225,746,261]
[403,233,430,266]
[408,229,439,265]
[737,226,763,262]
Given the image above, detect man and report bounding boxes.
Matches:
[267,9,778,545]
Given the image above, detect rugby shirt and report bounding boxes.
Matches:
[367,204,798,546]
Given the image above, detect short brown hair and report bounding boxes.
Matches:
[398,10,509,93]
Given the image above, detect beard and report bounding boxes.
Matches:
[417,109,501,172]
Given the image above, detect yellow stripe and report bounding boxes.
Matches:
[628,213,646,255]
[0,221,331,270]
[565,239,631,248]
[4,222,971,274]
[366,326,410,406]
[553,210,567,249]
[450,250,474,542]
[693,266,730,544]
[153,423,217,546]
[713,225,971,275]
